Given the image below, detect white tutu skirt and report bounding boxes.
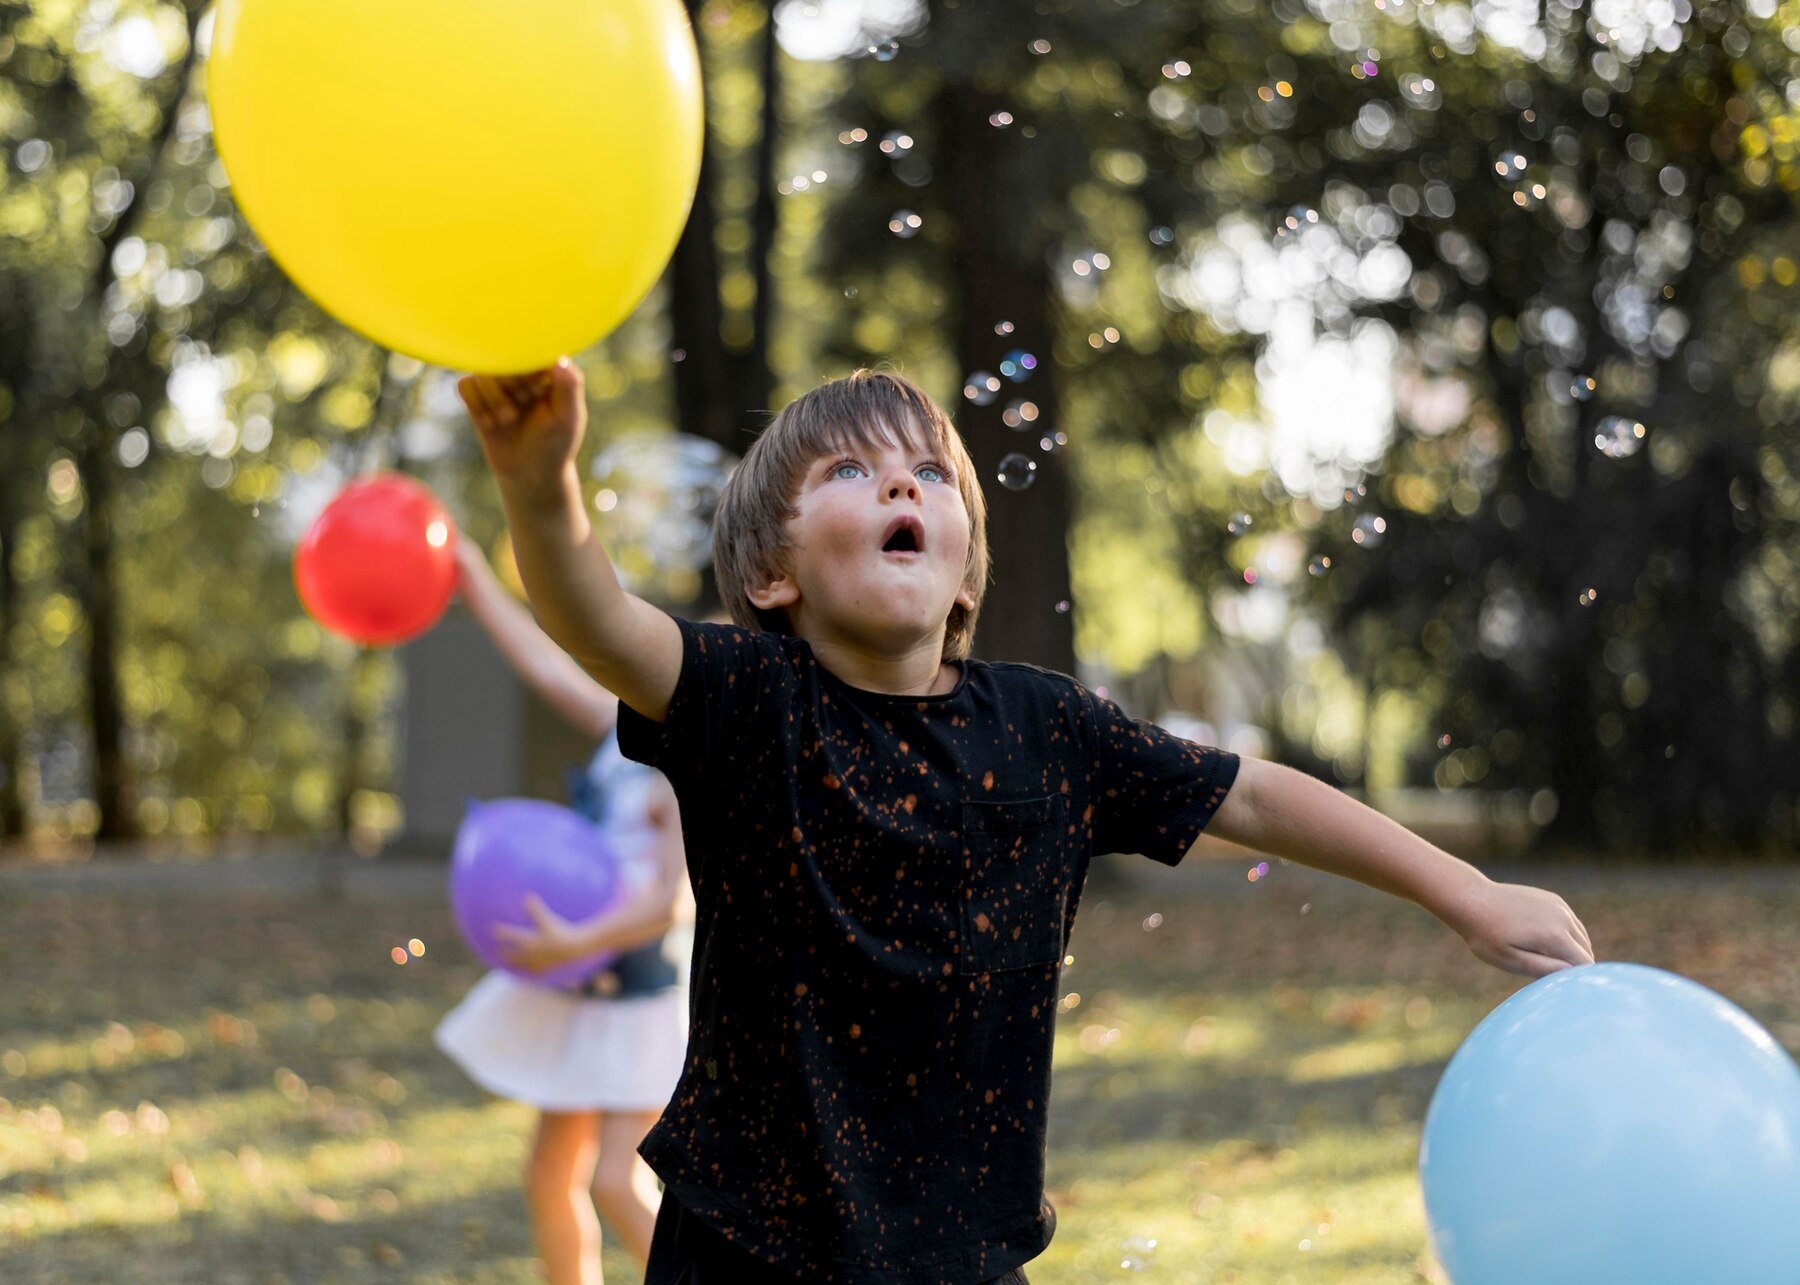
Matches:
[435,971,687,1112]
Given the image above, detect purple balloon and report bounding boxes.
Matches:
[449,799,626,988]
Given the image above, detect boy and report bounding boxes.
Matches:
[459,360,1593,1285]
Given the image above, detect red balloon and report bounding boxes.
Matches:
[294,474,457,645]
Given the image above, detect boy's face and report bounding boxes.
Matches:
[747,429,975,656]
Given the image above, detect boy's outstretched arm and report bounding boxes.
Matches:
[1207,758,1594,978]
[459,360,682,721]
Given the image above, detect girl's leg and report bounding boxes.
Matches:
[590,1109,665,1266]
[527,1109,604,1285]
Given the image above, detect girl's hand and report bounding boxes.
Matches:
[1445,878,1595,978]
[491,893,596,975]
[450,530,487,581]
[458,358,587,502]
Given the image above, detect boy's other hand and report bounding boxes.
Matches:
[458,358,587,502]
[1447,878,1595,978]
[491,892,594,974]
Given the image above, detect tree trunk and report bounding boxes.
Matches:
[0,441,23,842]
[669,0,778,453]
[938,84,1076,674]
[70,1,207,844]
[0,272,30,842]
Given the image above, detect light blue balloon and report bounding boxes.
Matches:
[1420,962,1800,1285]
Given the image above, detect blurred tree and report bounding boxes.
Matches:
[808,0,1240,673]
[671,0,780,452]
[1144,0,1799,848]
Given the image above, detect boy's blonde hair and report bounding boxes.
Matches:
[713,370,990,661]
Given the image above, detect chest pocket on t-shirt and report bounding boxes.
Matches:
[959,794,1070,974]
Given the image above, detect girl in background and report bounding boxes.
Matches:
[435,535,690,1285]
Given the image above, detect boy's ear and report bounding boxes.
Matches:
[746,567,800,613]
[953,584,976,612]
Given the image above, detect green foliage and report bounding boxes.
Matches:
[5,0,1798,849]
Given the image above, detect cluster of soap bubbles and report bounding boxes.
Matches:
[589,431,736,578]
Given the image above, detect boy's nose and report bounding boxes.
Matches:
[886,477,919,501]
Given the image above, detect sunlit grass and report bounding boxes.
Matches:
[3,864,1797,1282]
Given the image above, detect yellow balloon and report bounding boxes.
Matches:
[207,0,703,373]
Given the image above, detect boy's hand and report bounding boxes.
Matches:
[1445,878,1595,978]
[491,893,596,974]
[458,358,587,502]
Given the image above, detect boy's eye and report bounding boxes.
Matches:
[831,461,865,480]
[916,464,947,484]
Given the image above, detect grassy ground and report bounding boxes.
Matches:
[2,855,1797,1283]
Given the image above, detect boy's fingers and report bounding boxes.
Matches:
[471,375,519,427]
[1511,947,1578,979]
[495,372,549,411]
[547,358,580,421]
[456,375,486,423]
[522,892,554,930]
[460,376,503,430]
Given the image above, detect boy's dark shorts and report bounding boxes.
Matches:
[643,1194,1034,1285]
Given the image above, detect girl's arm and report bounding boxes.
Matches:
[494,775,689,972]
[454,535,618,742]
[462,363,684,721]
[1207,757,1594,977]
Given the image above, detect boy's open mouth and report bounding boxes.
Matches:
[880,514,925,554]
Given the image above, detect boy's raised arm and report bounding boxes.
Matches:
[460,360,683,722]
[1207,757,1594,978]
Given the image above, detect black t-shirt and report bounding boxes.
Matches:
[618,619,1239,1284]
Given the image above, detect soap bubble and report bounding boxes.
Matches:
[962,371,1002,406]
[1277,205,1319,238]
[1352,513,1388,546]
[887,210,923,238]
[1001,399,1039,429]
[997,453,1038,491]
[1121,1235,1159,1271]
[867,37,899,61]
[1594,416,1646,458]
[1000,349,1038,382]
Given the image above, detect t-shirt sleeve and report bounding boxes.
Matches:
[615,618,785,785]
[1086,689,1240,866]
